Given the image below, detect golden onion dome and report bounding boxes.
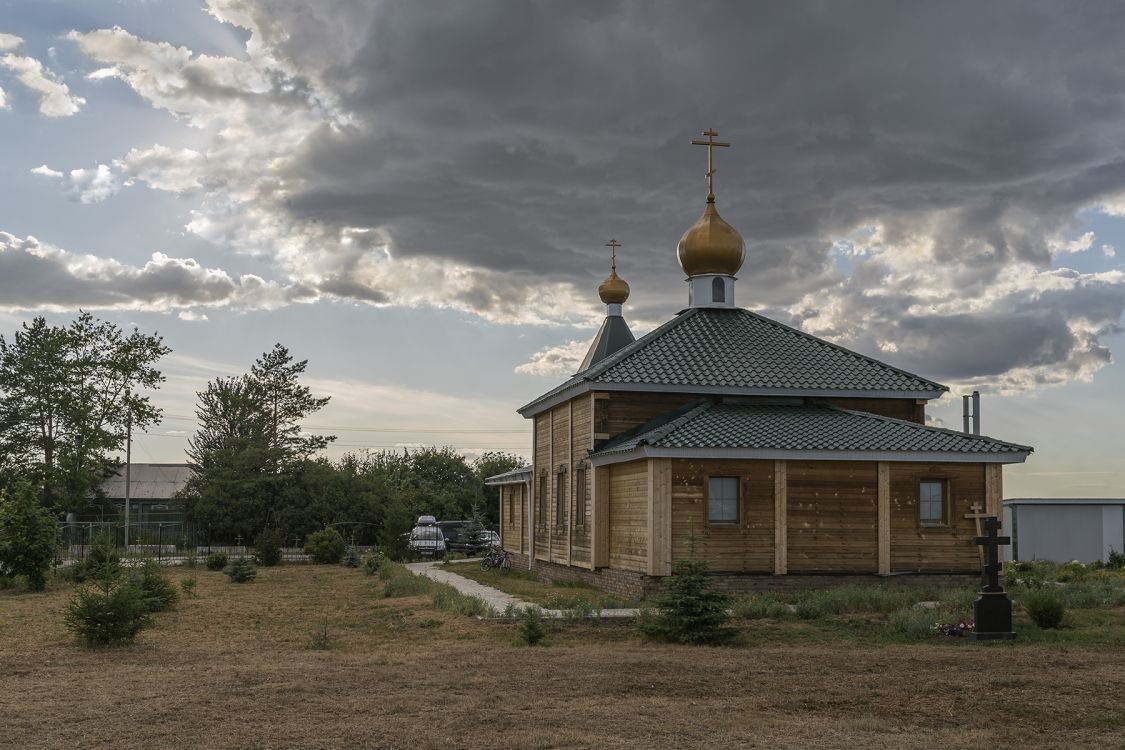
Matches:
[598,268,630,304]
[677,199,745,277]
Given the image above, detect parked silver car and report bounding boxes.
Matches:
[408,524,446,557]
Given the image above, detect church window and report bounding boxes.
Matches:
[712,276,725,303]
[507,486,515,525]
[919,480,948,526]
[575,465,587,528]
[538,472,548,529]
[555,467,567,527]
[707,476,739,525]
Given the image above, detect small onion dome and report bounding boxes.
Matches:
[598,269,630,305]
[677,200,745,277]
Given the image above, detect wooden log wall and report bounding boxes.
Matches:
[593,392,700,441]
[670,459,775,572]
[500,483,525,555]
[889,462,984,572]
[533,412,550,561]
[608,460,648,572]
[530,395,595,568]
[821,397,926,423]
[786,461,879,573]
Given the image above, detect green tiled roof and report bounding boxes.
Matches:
[520,307,947,415]
[592,400,1031,460]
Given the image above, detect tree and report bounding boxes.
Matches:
[181,345,334,541]
[0,481,59,591]
[473,451,525,524]
[0,312,168,510]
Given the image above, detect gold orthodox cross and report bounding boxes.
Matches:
[690,128,730,202]
[606,238,621,272]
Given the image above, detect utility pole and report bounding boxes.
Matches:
[125,405,132,551]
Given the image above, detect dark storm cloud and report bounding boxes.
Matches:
[53,0,1125,386]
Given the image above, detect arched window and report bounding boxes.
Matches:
[712,276,725,303]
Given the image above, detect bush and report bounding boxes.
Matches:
[304,528,346,564]
[254,528,285,567]
[1023,588,1066,629]
[64,576,152,647]
[1108,548,1125,570]
[0,482,59,592]
[205,553,228,571]
[180,577,198,598]
[125,562,179,612]
[223,556,257,583]
[516,606,547,646]
[637,559,736,645]
[360,550,385,576]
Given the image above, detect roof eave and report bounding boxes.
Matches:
[588,446,1031,467]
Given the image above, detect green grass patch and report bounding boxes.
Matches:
[450,565,640,609]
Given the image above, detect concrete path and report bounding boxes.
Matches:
[405,559,641,619]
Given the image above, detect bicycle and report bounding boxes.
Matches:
[480,548,512,571]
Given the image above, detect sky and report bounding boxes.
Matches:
[1,0,1124,497]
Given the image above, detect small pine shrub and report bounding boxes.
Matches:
[1107,548,1125,570]
[223,556,257,583]
[1023,588,1066,629]
[180,577,198,598]
[637,559,736,645]
[126,561,179,613]
[74,534,122,583]
[342,546,360,568]
[304,529,345,564]
[254,528,285,567]
[516,606,547,646]
[205,553,228,571]
[64,576,152,647]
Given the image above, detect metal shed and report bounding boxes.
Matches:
[1003,498,1125,564]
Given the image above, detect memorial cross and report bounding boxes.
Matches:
[973,516,1010,592]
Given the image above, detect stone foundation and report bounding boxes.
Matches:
[509,552,978,599]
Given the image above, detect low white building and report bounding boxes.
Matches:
[1003,498,1125,564]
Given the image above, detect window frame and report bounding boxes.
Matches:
[554,465,567,530]
[918,478,950,528]
[574,463,587,530]
[537,471,548,530]
[706,475,741,526]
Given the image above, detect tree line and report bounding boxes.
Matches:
[0,312,522,560]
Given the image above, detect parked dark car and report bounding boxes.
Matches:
[437,520,497,556]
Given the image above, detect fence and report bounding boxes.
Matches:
[56,521,379,564]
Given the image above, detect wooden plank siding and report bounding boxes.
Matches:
[608,460,648,572]
[889,462,984,572]
[670,459,775,572]
[549,404,570,565]
[593,392,700,443]
[786,461,879,573]
[822,397,926,423]
[500,483,525,556]
[533,413,550,561]
[570,395,593,567]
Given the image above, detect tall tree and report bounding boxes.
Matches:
[0,312,168,510]
[181,345,334,540]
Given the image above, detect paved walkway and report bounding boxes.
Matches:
[405,559,640,619]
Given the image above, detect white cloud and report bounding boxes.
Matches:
[1051,231,1095,255]
[1103,244,1116,258]
[0,85,6,109]
[30,164,63,178]
[178,310,209,321]
[66,164,121,203]
[515,340,590,376]
[0,33,22,52]
[122,145,206,193]
[0,51,85,116]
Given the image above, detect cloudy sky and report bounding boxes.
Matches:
[2,0,1124,496]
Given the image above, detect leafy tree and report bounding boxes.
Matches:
[0,481,59,591]
[473,451,525,524]
[0,313,168,510]
[304,528,346,564]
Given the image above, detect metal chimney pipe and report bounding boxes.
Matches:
[962,395,971,434]
[972,390,981,435]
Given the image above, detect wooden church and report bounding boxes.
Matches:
[487,130,1032,596]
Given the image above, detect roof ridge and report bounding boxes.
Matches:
[738,308,949,393]
[824,404,1034,451]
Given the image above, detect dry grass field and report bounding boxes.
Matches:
[3,564,1125,749]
